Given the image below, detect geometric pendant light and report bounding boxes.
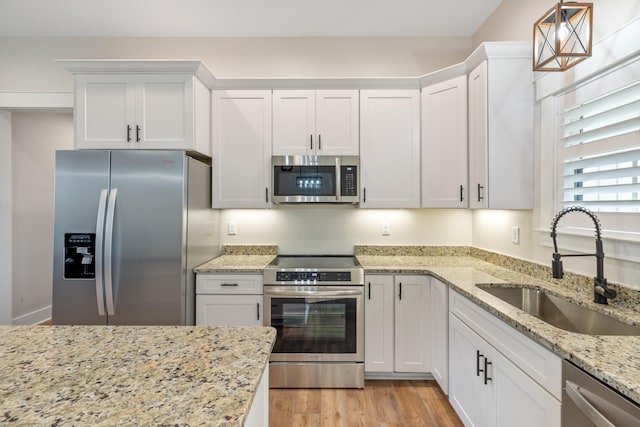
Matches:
[533,1,593,71]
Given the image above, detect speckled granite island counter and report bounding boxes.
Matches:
[355,245,640,405]
[0,325,275,426]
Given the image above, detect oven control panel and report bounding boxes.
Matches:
[276,271,352,282]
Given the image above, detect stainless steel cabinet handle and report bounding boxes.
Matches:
[136,125,141,142]
[257,303,260,321]
[566,380,616,427]
[363,187,366,203]
[265,187,269,203]
[318,134,322,150]
[95,189,109,316]
[104,188,118,316]
[126,125,132,142]
[368,282,371,300]
[477,183,484,202]
[460,185,464,202]
[220,283,239,287]
[398,283,402,300]
[310,134,313,150]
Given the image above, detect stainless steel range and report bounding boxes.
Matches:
[263,255,365,388]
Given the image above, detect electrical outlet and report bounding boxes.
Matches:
[382,222,390,236]
[511,226,520,244]
[228,221,237,236]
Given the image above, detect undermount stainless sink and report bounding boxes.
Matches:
[477,284,640,336]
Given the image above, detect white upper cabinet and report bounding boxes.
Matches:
[65,61,213,156]
[467,48,534,209]
[421,75,468,208]
[212,90,272,208]
[360,89,421,208]
[272,90,359,156]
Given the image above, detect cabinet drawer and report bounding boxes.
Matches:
[450,290,562,400]
[196,274,263,294]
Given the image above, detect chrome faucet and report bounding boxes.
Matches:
[550,206,616,304]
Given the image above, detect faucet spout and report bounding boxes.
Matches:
[550,206,615,304]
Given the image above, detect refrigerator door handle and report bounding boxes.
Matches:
[95,189,109,316]
[104,188,118,316]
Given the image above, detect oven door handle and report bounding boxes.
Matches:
[264,289,363,297]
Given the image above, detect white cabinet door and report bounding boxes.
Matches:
[315,90,359,155]
[422,75,468,208]
[364,275,395,373]
[394,275,430,373]
[468,55,533,209]
[75,72,208,154]
[135,74,194,150]
[360,90,421,208]
[196,294,263,327]
[468,61,489,209]
[491,348,561,427]
[449,291,561,427]
[272,90,315,155]
[273,90,359,156]
[212,90,272,208]
[449,314,491,427]
[430,278,449,394]
[75,74,136,149]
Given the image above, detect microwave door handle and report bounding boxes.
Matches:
[335,157,341,201]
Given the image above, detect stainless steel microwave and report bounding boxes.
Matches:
[272,156,359,204]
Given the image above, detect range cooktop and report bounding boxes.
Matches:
[263,255,364,285]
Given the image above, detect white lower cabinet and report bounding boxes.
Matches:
[430,278,449,394]
[448,290,561,427]
[195,274,263,326]
[365,275,430,375]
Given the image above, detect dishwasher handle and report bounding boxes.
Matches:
[565,380,616,427]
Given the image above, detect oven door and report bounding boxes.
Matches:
[264,286,364,362]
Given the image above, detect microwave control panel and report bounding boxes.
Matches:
[341,166,358,197]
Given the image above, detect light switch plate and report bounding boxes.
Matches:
[228,221,237,235]
[511,226,520,244]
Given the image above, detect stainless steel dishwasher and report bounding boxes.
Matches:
[562,360,640,426]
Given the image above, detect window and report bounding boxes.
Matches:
[556,58,640,235]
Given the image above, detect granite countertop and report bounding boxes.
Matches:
[194,245,277,273]
[355,252,640,404]
[0,325,276,426]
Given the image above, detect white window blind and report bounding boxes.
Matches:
[558,59,640,215]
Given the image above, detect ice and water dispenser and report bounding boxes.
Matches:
[63,233,96,279]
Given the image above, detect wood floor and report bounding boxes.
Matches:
[269,380,463,427]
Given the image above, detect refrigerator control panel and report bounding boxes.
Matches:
[64,233,95,279]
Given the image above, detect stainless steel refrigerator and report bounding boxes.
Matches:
[52,150,218,325]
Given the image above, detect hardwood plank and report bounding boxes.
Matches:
[269,380,463,427]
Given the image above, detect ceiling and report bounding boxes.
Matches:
[0,0,503,38]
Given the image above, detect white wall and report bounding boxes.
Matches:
[0,111,12,324]
[11,112,73,324]
[0,37,473,93]
[219,208,472,254]
[472,0,640,47]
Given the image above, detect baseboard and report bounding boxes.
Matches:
[13,305,52,325]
